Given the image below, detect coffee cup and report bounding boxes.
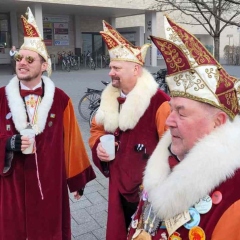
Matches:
[20,128,36,154]
[100,134,115,160]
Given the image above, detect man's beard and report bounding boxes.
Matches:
[111,77,120,88]
[17,72,41,82]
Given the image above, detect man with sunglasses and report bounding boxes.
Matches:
[0,7,96,240]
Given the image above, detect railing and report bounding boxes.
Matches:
[49,51,110,71]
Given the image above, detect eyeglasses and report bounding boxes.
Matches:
[14,53,35,64]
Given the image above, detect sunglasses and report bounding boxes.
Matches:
[14,53,36,64]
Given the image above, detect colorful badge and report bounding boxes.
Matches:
[189,226,206,240]
[183,208,200,229]
[211,191,222,204]
[142,190,148,201]
[6,112,12,119]
[131,219,138,229]
[159,221,167,229]
[159,232,168,240]
[194,195,212,214]
[50,113,56,118]
[169,232,182,240]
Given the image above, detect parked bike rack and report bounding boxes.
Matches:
[50,54,56,71]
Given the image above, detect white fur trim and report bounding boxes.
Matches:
[143,115,240,220]
[95,68,158,132]
[6,76,55,134]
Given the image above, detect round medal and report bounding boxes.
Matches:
[169,231,182,240]
[194,195,212,214]
[132,229,152,240]
[188,226,206,240]
[6,112,12,119]
[131,219,138,229]
[211,191,222,204]
[184,208,200,229]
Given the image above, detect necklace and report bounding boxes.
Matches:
[143,202,162,234]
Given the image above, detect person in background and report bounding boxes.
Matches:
[9,45,17,74]
[89,20,170,240]
[128,15,240,240]
[0,7,96,240]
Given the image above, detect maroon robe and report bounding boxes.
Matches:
[0,76,96,240]
[128,158,240,240]
[90,77,170,240]
[128,116,240,240]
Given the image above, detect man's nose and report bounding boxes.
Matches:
[109,68,115,76]
[166,111,176,128]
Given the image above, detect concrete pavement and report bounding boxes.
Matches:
[0,64,240,240]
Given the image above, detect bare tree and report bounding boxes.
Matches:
[149,0,240,61]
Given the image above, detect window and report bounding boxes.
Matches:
[0,13,10,50]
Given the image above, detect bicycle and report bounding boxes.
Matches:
[152,68,169,95]
[60,51,71,72]
[68,51,80,70]
[89,105,99,126]
[86,51,96,70]
[78,81,109,121]
[102,54,110,68]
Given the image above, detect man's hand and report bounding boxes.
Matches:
[96,142,111,162]
[6,134,33,152]
[21,136,32,152]
[73,191,82,200]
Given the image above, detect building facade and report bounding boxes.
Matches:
[0,0,239,66]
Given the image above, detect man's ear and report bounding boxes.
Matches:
[41,62,48,72]
[134,64,141,76]
[214,111,228,127]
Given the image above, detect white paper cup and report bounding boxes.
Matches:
[100,134,115,160]
[20,128,35,154]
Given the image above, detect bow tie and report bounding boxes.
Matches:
[117,97,126,104]
[20,87,43,98]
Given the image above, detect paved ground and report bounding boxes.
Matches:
[0,64,240,240]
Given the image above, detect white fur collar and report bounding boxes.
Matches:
[143,115,240,220]
[95,68,158,132]
[6,75,55,134]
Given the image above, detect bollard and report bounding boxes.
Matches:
[53,56,56,71]
[78,56,80,68]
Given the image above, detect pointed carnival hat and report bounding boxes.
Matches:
[150,15,240,119]
[100,20,150,65]
[20,7,52,77]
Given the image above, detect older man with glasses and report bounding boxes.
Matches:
[0,7,96,240]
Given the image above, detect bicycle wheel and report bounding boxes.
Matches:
[78,92,101,121]
[91,61,96,70]
[74,60,80,70]
[66,61,70,72]
[89,106,99,127]
[61,61,66,71]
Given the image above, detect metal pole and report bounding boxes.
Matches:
[78,56,80,69]
[238,27,240,46]
[228,36,230,64]
[53,56,56,71]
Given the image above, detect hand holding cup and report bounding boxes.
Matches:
[20,128,36,154]
[98,134,115,161]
